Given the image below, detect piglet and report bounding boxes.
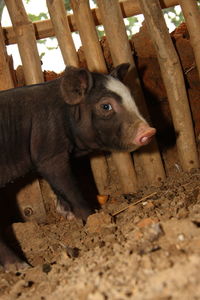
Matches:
[0,64,155,270]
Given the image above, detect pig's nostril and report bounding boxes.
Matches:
[139,132,155,145]
[140,136,149,143]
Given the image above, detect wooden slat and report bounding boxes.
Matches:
[3,0,180,45]
[179,0,200,80]
[0,24,14,89]
[70,0,107,73]
[4,0,46,223]
[97,0,166,186]
[139,0,199,171]
[46,0,79,67]
[4,0,43,84]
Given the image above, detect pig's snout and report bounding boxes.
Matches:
[133,123,156,146]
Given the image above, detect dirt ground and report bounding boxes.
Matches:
[0,168,200,300]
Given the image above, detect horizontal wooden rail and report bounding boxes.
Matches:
[3,0,179,45]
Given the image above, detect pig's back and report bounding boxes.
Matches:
[0,93,33,186]
[0,79,63,187]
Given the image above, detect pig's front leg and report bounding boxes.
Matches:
[37,153,94,221]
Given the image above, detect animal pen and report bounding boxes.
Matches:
[0,0,200,297]
[1,0,199,222]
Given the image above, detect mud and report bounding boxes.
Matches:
[1,169,200,300]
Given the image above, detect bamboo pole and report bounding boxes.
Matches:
[46,0,79,67]
[4,0,46,223]
[97,0,166,186]
[139,0,199,171]
[0,25,14,90]
[70,0,133,194]
[4,0,43,84]
[70,0,107,73]
[179,0,200,80]
[3,0,180,45]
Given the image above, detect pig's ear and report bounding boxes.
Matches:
[61,66,93,105]
[110,63,130,81]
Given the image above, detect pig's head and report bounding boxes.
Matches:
[60,64,156,152]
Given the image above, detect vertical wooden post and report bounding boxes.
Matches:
[71,0,107,73]
[71,0,138,193]
[4,0,43,84]
[0,25,14,90]
[139,0,199,171]
[179,0,200,80]
[97,0,166,186]
[46,0,79,67]
[4,0,46,223]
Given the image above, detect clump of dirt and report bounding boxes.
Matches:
[0,168,200,300]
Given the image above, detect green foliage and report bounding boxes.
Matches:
[163,6,184,27]
[0,1,4,21]
[96,25,105,39]
[163,1,200,27]
[39,52,45,60]
[28,12,48,22]
[37,39,47,45]
[37,37,58,52]
[125,16,139,38]
[63,0,71,11]
[47,45,58,51]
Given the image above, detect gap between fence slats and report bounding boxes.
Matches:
[46,0,79,67]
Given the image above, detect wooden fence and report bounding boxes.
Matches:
[1,0,199,222]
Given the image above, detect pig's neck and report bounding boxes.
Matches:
[69,133,94,157]
[66,107,97,157]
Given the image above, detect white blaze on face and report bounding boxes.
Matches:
[106,76,146,122]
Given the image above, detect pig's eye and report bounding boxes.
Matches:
[101,104,113,111]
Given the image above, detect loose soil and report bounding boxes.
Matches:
[1,168,200,300]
